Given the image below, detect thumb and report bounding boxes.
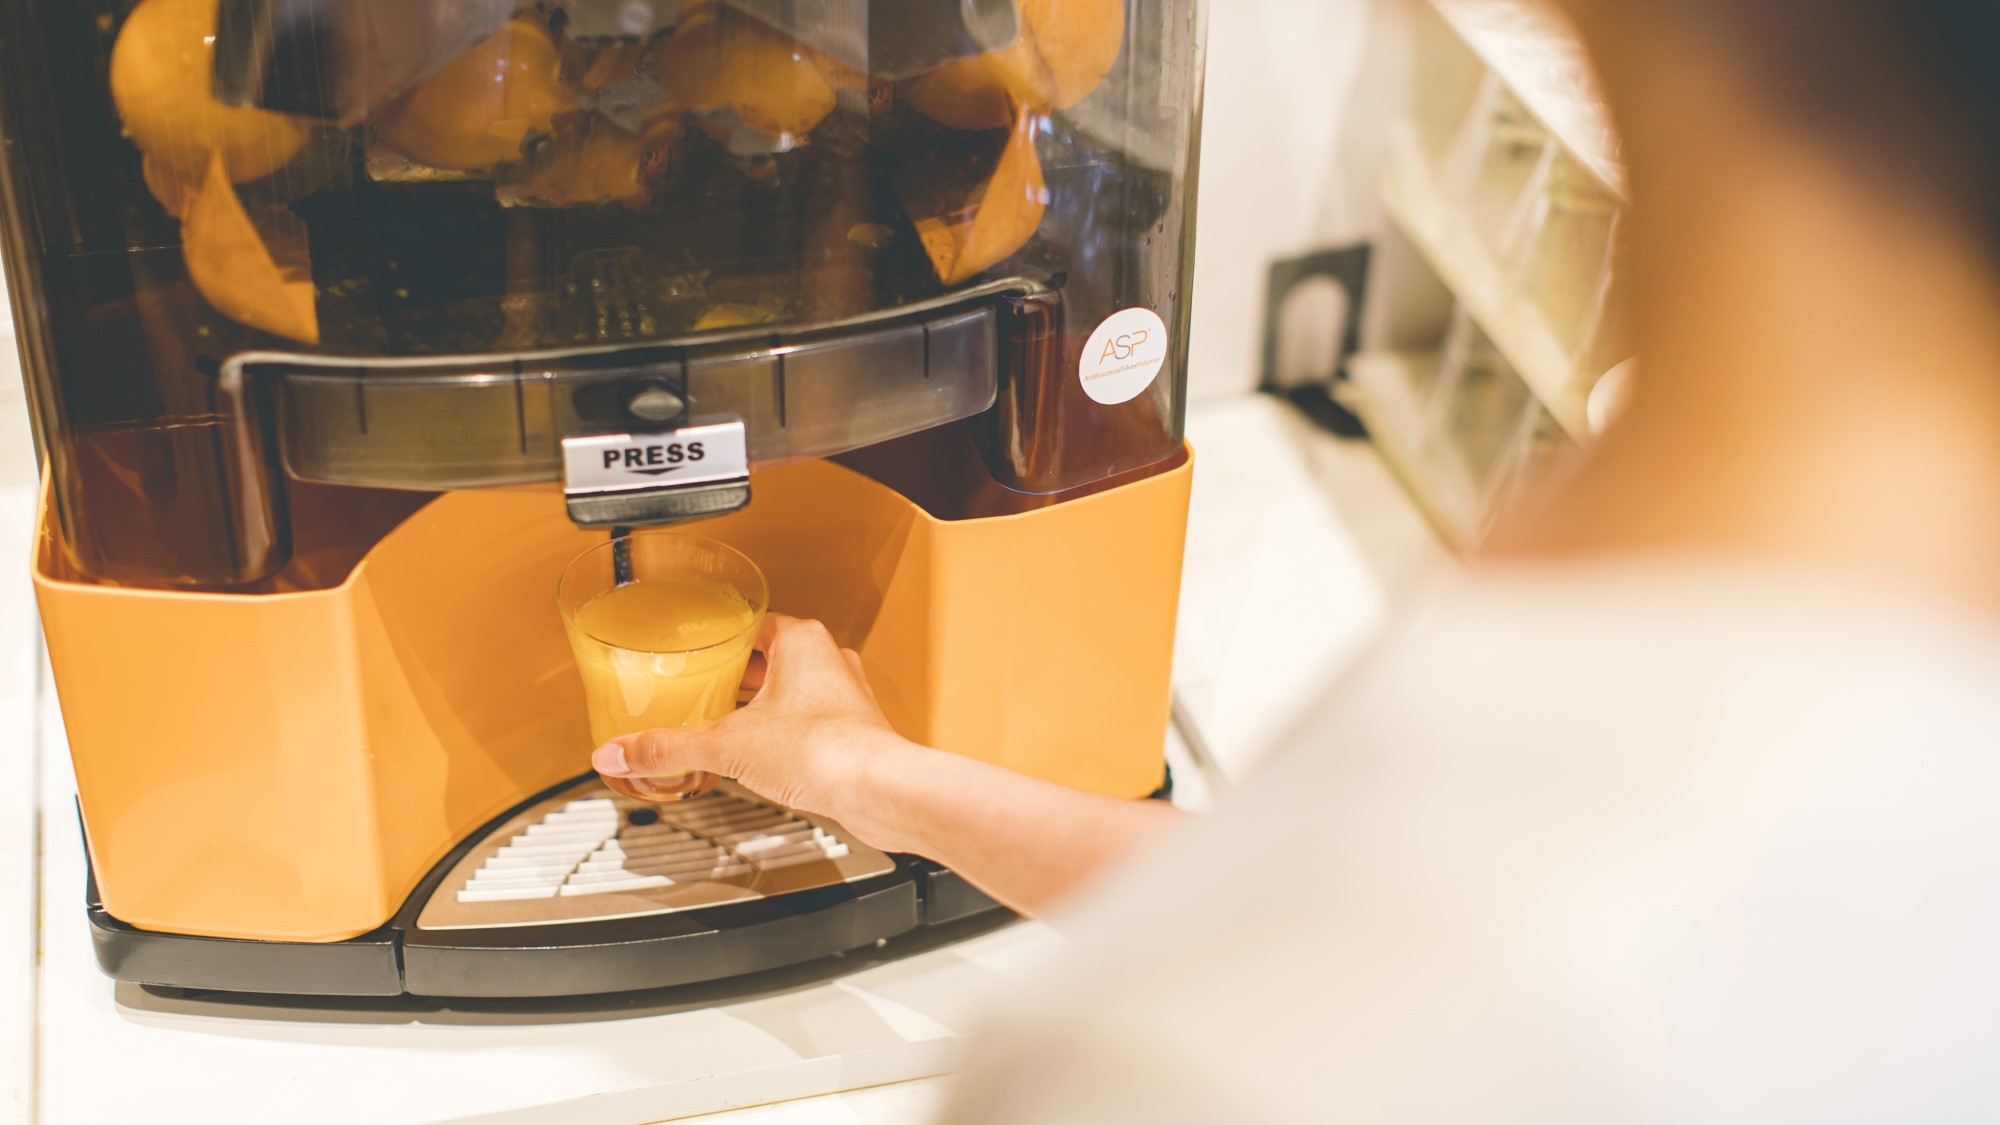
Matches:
[594,723,732,781]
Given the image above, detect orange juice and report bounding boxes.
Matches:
[559,533,768,801]
[566,578,760,747]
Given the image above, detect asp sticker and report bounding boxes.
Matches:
[1079,307,1169,406]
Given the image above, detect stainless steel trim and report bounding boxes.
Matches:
[218,276,1047,383]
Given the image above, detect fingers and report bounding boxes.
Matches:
[755,614,841,660]
[750,615,857,696]
[716,613,882,720]
[595,723,726,779]
[752,608,828,652]
[751,612,788,653]
[601,773,716,804]
[840,647,881,705]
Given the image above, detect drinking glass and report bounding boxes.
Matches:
[558,533,769,801]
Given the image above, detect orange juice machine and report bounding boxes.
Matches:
[0,0,1204,996]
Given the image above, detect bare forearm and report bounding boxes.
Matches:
[835,733,1187,916]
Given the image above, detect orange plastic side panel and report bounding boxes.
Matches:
[35,453,1190,942]
[35,486,602,942]
[927,483,1189,795]
[36,582,383,939]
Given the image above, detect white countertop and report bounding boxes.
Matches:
[0,388,1441,1123]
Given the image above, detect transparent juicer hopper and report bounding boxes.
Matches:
[0,0,1203,586]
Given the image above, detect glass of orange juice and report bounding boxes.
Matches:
[558,532,769,802]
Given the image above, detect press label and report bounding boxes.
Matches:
[1079,307,1170,405]
[562,420,750,495]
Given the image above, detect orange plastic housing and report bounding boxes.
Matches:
[35,455,1192,942]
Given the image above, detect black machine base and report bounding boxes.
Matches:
[83,777,1005,999]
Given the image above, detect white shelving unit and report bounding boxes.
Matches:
[1429,0,1623,197]
[1380,125,1588,439]
[1348,0,1630,547]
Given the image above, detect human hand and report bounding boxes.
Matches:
[590,614,918,850]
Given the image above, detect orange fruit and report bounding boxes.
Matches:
[560,39,643,95]
[109,0,309,184]
[141,154,199,220]
[901,48,1043,132]
[902,0,1125,130]
[182,152,319,344]
[1027,0,1127,106]
[653,6,836,143]
[905,105,1047,284]
[375,17,576,170]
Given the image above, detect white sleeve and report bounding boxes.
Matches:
[941,1020,1272,1125]
[931,572,2000,1124]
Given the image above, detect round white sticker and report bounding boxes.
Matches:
[1079,307,1170,406]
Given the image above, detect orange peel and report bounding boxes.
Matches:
[1026,0,1127,106]
[375,17,576,170]
[142,154,200,220]
[653,6,836,143]
[560,39,643,95]
[901,0,1125,130]
[902,106,1047,285]
[506,116,657,207]
[182,153,320,344]
[109,0,310,184]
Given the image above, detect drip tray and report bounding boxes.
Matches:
[83,775,1002,999]
[417,781,897,931]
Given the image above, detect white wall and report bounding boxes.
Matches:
[1186,0,1398,402]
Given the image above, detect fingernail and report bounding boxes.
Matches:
[593,742,629,776]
